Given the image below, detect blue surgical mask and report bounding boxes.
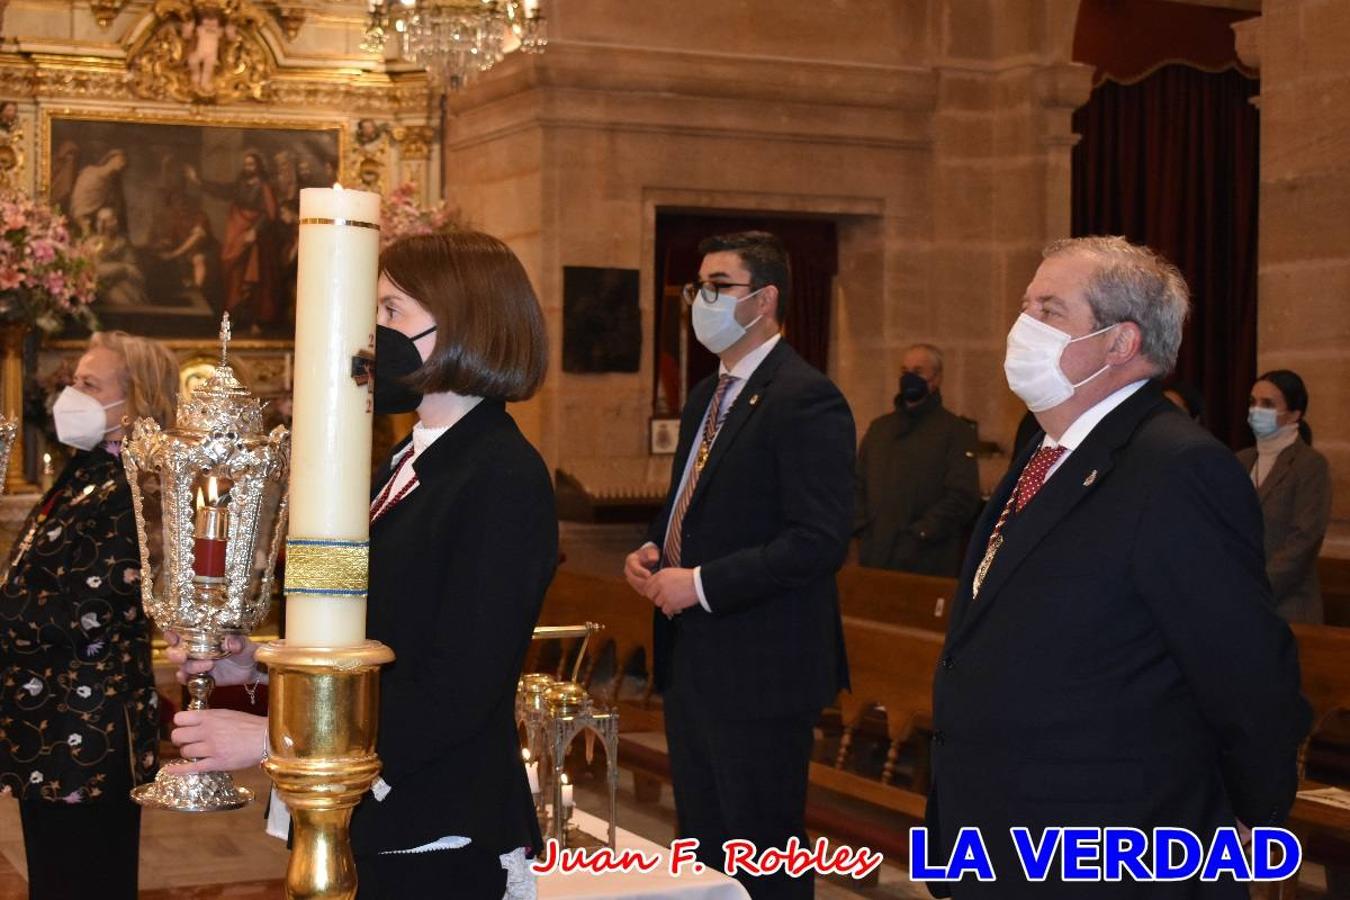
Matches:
[1248,406,1280,438]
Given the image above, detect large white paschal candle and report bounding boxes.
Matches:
[285,184,380,647]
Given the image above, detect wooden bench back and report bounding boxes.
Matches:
[837,614,942,740]
[836,565,955,634]
[1318,556,1350,628]
[1291,623,1350,733]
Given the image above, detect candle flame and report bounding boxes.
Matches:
[561,773,570,785]
[333,182,344,192]
[522,748,531,762]
[207,476,220,504]
[195,486,206,511]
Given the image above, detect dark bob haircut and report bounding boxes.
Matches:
[381,231,548,402]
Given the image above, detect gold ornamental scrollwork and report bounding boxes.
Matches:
[0,110,26,191]
[391,124,437,162]
[126,0,276,105]
[91,0,129,29]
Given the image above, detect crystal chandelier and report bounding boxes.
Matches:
[364,0,548,92]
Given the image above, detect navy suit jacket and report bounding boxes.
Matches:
[646,340,855,718]
[924,381,1311,898]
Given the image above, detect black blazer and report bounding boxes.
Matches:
[925,382,1311,899]
[349,400,557,858]
[647,340,855,718]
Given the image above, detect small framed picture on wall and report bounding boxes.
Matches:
[649,417,680,456]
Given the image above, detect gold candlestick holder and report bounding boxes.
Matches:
[518,623,620,849]
[256,639,394,900]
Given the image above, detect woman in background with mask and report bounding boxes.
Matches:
[0,330,179,900]
[168,231,556,899]
[1237,369,1332,623]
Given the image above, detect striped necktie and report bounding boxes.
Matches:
[662,374,737,568]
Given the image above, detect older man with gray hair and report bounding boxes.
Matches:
[922,236,1310,898]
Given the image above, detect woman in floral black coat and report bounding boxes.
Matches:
[0,331,179,900]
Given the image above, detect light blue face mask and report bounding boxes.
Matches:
[1247,406,1280,438]
[691,286,765,355]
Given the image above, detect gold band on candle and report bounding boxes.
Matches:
[284,539,370,596]
[298,217,381,231]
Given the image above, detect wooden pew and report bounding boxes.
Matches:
[836,565,955,633]
[1283,623,1350,892]
[1319,556,1350,628]
[532,569,657,713]
[809,615,942,821]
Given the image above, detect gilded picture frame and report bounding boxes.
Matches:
[42,109,345,347]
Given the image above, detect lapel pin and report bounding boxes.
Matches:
[748,393,760,406]
[1083,470,1098,487]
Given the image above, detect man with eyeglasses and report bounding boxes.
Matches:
[624,230,855,898]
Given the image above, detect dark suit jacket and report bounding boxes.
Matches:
[925,383,1311,898]
[854,393,981,576]
[1236,439,1332,624]
[350,400,556,857]
[647,340,855,719]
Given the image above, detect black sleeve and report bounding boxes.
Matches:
[1131,444,1311,826]
[376,464,558,784]
[852,424,874,537]
[911,421,981,542]
[699,378,856,616]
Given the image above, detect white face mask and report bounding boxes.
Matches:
[1003,313,1118,412]
[53,387,124,451]
[691,286,765,355]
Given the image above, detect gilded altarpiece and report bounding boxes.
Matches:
[0,0,440,498]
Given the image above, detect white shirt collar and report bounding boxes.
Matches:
[1042,379,1149,452]
[396,394,484,462]
[719,332,782,382]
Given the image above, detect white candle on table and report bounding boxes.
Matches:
[561,774,573,810]
[285,184,381,647]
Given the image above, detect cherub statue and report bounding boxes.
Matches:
[182,9,225,93]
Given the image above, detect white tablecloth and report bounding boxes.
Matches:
[538,810,750,899]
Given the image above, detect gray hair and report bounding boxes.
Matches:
[1042,236,1190,375]
[903,342,943,377]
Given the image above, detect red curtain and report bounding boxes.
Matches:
[1071,65,1260,448]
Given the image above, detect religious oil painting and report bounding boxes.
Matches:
[562,265,641,374]
[45,112,343,341]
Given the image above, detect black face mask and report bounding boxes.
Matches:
[899,371,930,405]
[374,324,436,415]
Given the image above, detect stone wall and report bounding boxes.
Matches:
[1238,0,1350,555]
[446,0,1091,491]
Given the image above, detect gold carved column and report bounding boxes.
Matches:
[1,322,35,494]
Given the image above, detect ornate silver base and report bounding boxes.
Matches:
[131,759,254,812]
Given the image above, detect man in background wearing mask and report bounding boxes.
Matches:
[853,343,980,576]
[624,231,854,899]
[922,237,1310,898]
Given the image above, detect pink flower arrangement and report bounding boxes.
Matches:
[380,182,465,249]
[0,190,99,334]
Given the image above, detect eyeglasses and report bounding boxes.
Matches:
[680,281,757,306]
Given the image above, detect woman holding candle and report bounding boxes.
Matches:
[0,331,179,900]
[170,230,556,898]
